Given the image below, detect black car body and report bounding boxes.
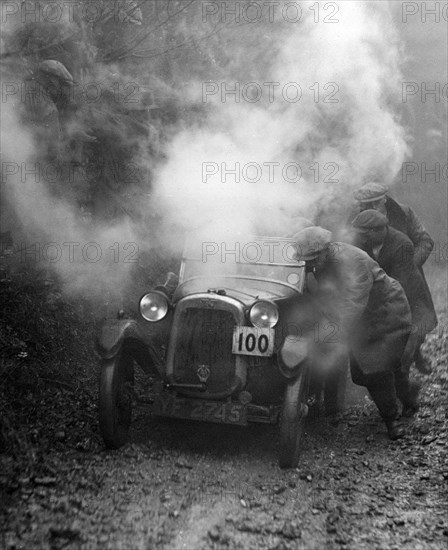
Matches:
[97,236,347,467]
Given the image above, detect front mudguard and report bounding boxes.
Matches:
[278,337,309,379]
[96,319,163,378]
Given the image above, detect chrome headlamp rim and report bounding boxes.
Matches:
[139,290,169,322]
[249,300,279,328]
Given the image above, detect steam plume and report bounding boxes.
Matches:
[154,0,409,244]
[1,0,410,298]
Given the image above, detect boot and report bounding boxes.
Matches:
[366,377,403,440]
[414,349,432,375]
[402,381,420,417]
[385,419,405,440]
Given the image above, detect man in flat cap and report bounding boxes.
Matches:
[351,182,437,374]
[295,227,413,439]
[352,210,434,400]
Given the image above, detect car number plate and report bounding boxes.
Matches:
[232,327,274,357]
[152,394,247,426]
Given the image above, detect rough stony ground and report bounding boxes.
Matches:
[1,294,447,550]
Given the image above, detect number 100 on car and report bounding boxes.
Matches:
[232,327,275,357]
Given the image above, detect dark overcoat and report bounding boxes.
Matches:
[348,197,434,264]
[359,227,437,336]
[349,196,437,331]
[384,197,434,266]
[310,243,412,376]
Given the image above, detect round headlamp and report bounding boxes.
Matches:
[139,291,169,322]
[249,301,279,328]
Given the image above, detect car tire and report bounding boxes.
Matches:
[279,368,309,469]
[99,350,133,449]
[324,357,348,416]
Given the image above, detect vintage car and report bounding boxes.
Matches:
[97,236,348,468]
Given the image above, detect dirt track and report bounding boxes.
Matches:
[2,313,447,550]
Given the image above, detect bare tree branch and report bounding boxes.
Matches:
[116,18,254,61]
[101,0,197,63]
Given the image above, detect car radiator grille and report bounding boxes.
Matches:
[173,308,236,393]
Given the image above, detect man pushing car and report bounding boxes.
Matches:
[351,209,435,396]
[294,226,416,440]
[351,182,437,374]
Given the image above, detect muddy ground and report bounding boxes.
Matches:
[1,274,447,550]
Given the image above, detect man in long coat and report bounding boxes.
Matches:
[351,182,437,373]
[352,209,434,389]
[295,227,414,439]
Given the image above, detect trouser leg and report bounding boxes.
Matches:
[395,369,411,405]
[350,358,404,439]
[350,356,399,419]
[365,372,399,421]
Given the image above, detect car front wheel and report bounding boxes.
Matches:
[279,367,309,469]
[99,350,133,449]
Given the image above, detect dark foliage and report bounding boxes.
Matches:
[0,267,96,455]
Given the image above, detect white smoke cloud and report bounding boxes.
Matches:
[1,0,412,297]
[154,0,410,243]
[1,99,138,301]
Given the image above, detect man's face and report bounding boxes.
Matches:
[360,226,387,246]
[360,197,387,215]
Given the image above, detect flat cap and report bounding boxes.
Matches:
[294,226,332,260]
[352,209,388,229]
[353,182,387,202]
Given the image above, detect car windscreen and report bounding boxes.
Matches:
[180,236,305,289]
